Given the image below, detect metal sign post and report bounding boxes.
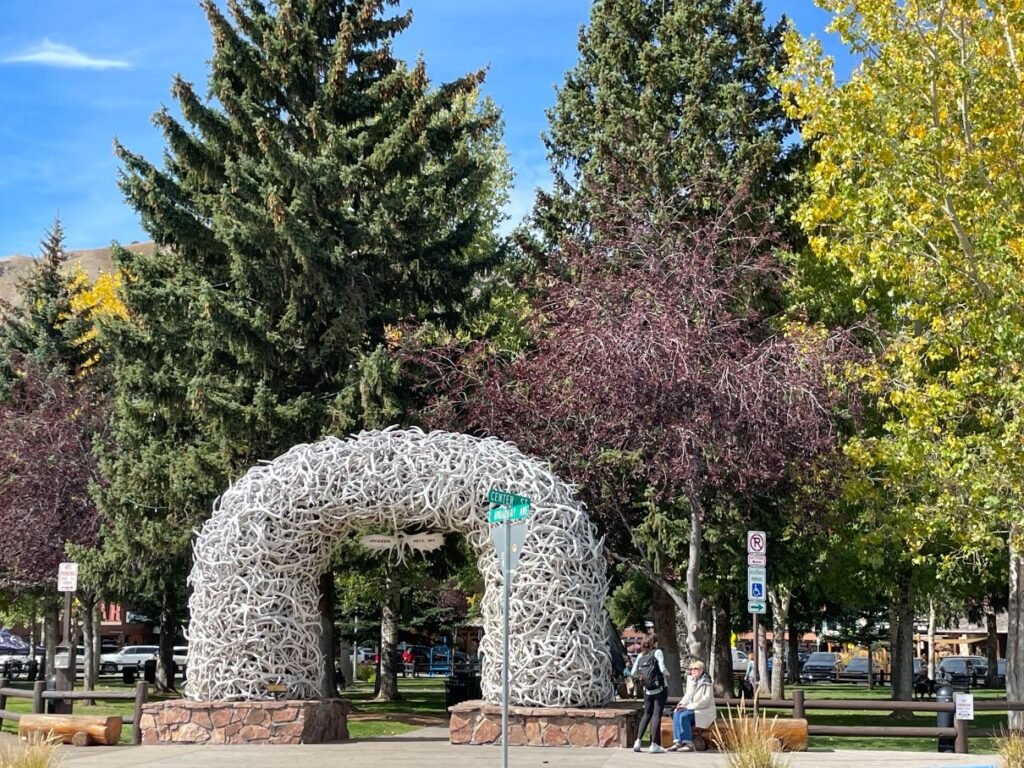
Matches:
[55,562,78,714]
[487,489,530,768]
[746,533,767,717]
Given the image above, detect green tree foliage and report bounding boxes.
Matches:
[539,0,800,240]
[90,0,508,688]
[0,220,98,394]
[783,0,1024,707]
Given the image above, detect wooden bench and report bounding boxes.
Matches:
[660,716,808,752]
[18,714,123,746]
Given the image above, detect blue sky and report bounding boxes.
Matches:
[0,1,850,257]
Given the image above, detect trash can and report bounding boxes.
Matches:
[122,666,137,684]
[143,659,156,684]
[936,681,955,752]
[444,674,482,709]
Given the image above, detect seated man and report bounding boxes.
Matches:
[670,660,717,752]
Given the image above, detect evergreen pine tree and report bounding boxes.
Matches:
[0,219,98,394]
[92,0,508,690]
[538,0,799,239]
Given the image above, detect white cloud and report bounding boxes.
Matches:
[3,39,130,70]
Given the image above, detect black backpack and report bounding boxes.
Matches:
[637,651,664,692]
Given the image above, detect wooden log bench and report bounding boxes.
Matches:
[660,716,808,752]
[18,714,123,746]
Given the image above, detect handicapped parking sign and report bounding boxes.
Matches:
[748,566,767,601]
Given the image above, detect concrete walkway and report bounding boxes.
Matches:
[37,726,1001,768]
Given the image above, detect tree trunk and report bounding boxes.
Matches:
[787,618,801,685]
[43,604,59,679]
[927,599,937,679]
[652,583,683,696]
[757,621,769,696]
[318,571,338,697]
[985,605,999,688]
[81,595,97,702]
[1008,528,1024,730]
[156,582,177,693]
[889,566,914,701]
[685,510,705,660]
[375,567,401,702]
[768,585,790,699]
[713,599,734,697]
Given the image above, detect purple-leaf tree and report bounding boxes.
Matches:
[418,182,856,660]
[0,355,105,592]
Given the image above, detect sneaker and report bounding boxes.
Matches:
[649,744,665,754]
[633,740,642,752]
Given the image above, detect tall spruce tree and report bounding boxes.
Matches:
[539,0,799,240]
[93,0,507,692]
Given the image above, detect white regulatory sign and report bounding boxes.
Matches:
[747,553,766,566]
[747,530,767,555]
[57,562,78,593]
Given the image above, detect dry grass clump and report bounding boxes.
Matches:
[0,733,63,768]
[997,729,1024,768]
[713,703,790,768]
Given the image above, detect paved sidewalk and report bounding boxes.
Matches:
[40,726,1001,768]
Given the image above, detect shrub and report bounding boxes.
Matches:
[0,733,63,768]
[997,729,1024,768]
[713,703,790,768]
[356,664,375,683]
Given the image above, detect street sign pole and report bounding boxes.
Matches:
[745,532,767,718]
[502,515,510,768]
[752,613,759,718]
[487,489,530,768]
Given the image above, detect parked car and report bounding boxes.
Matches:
[936,655,987,689]
[998,659,1007,687]
[356,647,375,664]
[99,645,160,673]
[732,649,749,677]
[799,652,841,683]
[836,656,884,683]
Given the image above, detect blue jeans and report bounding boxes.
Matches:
[673,708,696,744]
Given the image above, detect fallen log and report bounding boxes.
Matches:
[18,713,122,746]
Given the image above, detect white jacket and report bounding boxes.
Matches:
[677,673,717,729]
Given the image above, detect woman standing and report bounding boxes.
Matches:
[669,659,717,751]
[628,633,669,753]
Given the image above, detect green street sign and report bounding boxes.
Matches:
[748,600,767,615]
[488,503,530,524]
[487,489,530,507]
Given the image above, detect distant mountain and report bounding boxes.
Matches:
[0,242,155,306]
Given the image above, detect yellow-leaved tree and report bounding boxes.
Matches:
[784,0,1024,719]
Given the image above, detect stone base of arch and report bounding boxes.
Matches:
[140,699,351,744]
[448,700,641,748]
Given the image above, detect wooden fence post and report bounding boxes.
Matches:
[954,717,968,753]
[792,689,805,720]
[32,679,44,714]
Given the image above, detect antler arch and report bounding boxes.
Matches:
[185,427,614,707]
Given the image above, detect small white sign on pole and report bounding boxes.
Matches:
[57,562,78,593]
[954,692,975,720]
